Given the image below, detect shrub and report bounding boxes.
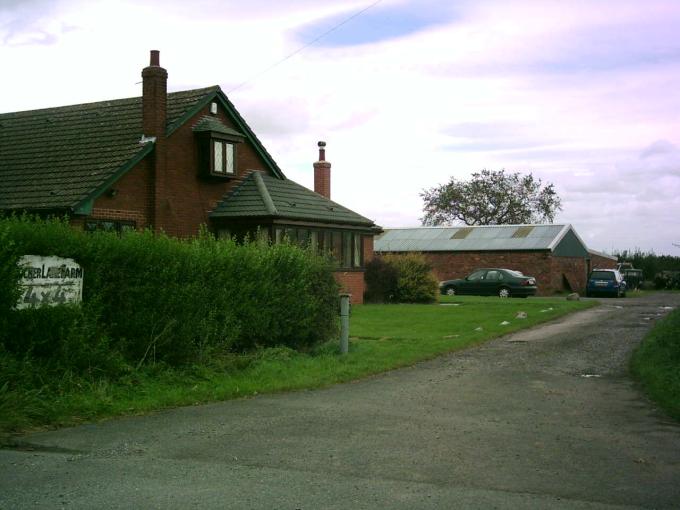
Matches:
[364,257,399,303]
[385,253,439,303]
[0,223,21,321]
[365,254,438,303]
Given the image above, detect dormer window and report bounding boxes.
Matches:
[193,115,245,179]
[213,139,235,175]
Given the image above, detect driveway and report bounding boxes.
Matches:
[2,293,680,509]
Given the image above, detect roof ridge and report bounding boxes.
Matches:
[384,224,566,230]
[0,85,220,118]
[252,171,279,216]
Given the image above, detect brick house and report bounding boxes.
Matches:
[0,51,380,302]
[374,224,617,295]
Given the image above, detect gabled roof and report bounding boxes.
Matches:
[0,86,284,213]
[588,248,617,261]
[211,171,377,228]
[375,224,584,252]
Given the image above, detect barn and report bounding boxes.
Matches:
[374,224,617,296]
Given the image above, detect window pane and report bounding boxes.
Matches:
[284,228,297,243]
[101,221,116,232]
[275,228,283,244]
[353,234,362,268]
[213,141,224,173]
[468,270,485,281]
[225,143,234,174]
[323,230,333,253]
[332,232,342,265]
[342,232,352,267]
[310,231,318,252]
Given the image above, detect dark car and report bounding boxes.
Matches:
[439,268,537,298]
[586,269,626,297]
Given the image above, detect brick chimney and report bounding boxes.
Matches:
[142,50,167,139]
[313,141,331,199]
[142,50,168,232]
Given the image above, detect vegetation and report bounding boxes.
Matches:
[0,214,339,434]
[615,249,680,289]
[364,253,439,303]
[421,169,562,226]
[0,294,593,434]
[631,308,680,420]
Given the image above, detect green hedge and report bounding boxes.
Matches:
[364,253,438,303]
[0,216,339,372]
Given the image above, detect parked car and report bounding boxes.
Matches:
[585,269,627,298]
[439,268,537,298]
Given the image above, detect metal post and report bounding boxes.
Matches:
[339,293,350,354]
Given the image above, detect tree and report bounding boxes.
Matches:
[420,169,562,226]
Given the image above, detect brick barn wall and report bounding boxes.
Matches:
[590,253,617,270]
[334,270,365,304]
[551,256,588,294]
[363,235,374,264]
[383,250,587,296]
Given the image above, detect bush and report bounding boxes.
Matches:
[365,254,438,303]
[364,257,399,303]
[0,215,339,369]
[0,224,21,323]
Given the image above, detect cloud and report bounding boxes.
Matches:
[0,0,76,46]
[640,140,677,159]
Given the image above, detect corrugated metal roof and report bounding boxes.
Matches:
[375,224,572,252]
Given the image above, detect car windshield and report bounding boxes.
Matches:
[506,270,524,277]
[591,271,615,280]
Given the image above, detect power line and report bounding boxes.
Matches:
[227,0,384,94]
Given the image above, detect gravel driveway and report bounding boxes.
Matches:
[2,293,679,509]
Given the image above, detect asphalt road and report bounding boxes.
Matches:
[2,293,680,509]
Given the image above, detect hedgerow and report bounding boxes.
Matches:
[0,215,339,374]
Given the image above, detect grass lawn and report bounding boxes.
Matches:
[631,308,680,421]
[1,296,594,436]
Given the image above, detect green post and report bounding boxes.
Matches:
[339,293,350,354]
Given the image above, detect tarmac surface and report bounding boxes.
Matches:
[1,293,680,509]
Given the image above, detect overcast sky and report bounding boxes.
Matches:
[1,0,679,255]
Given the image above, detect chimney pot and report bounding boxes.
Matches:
[313,141,331,199]
[150,50,160,66]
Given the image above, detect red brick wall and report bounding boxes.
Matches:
[590,253,617,270]
[551,256,588,294]
[82,103,271,237]
[363,235,374,264]
[334,270,365,304]
[394,250,587,296]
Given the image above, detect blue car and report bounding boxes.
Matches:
[586,269,627,298]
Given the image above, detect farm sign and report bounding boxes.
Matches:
[17,255,83,309]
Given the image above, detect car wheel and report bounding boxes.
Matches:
[498,287,511,298]
[445,287,456,296]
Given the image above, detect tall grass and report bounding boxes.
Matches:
[631,308,680,420]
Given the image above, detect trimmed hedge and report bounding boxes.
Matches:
[364,253,438,303]
[0,216,339,372]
